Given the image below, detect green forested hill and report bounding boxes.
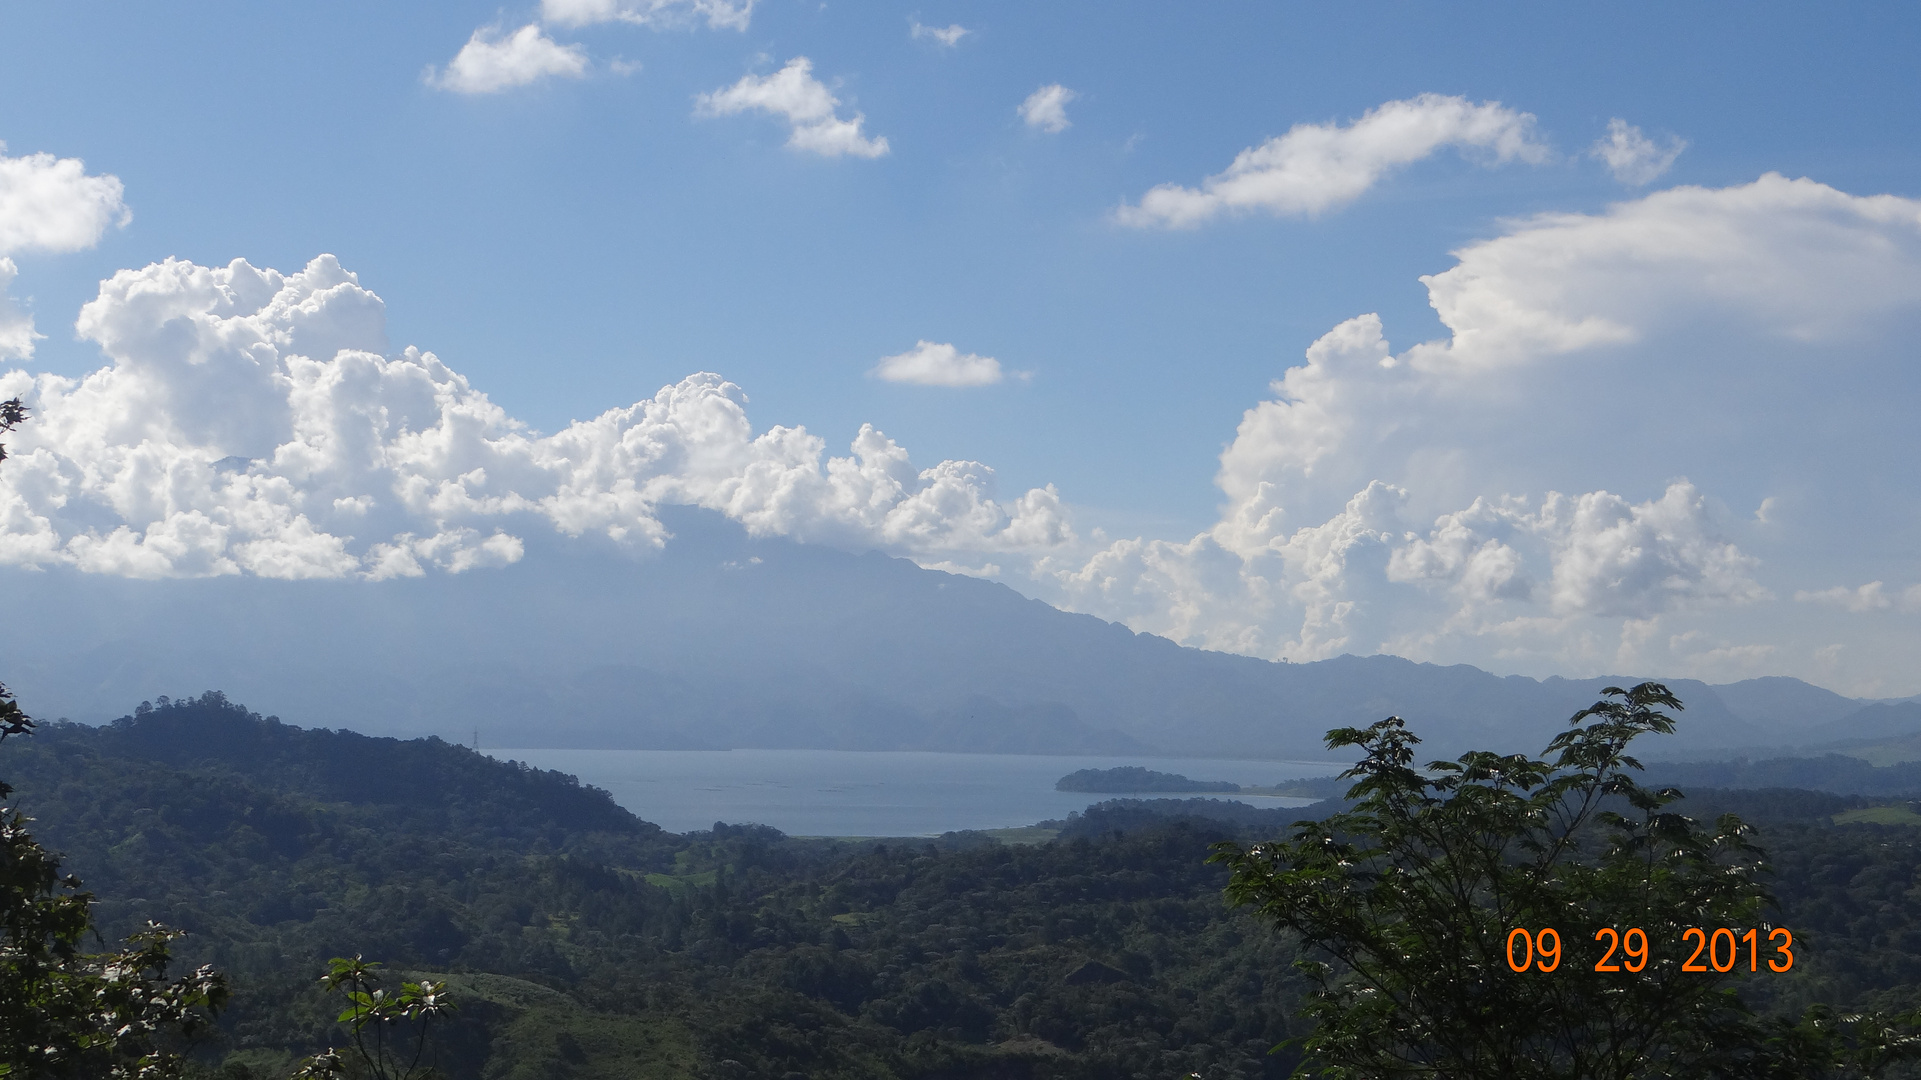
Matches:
[6,693,1921,1079]
[1,694,1310,1079]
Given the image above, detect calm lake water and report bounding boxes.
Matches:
[484,748,1346,836]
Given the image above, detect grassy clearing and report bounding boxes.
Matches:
[1833,805,1921,826]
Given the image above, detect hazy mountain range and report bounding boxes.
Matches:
[5,508,1915,761]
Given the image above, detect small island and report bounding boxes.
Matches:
[1055,766,1240,793]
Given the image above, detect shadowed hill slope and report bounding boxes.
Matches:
[12,692,664,846]
[0,696,1312,1079]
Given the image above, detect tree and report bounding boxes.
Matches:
[0,404,229,1077]
[289,957,456,1080]
[0,683,229,1078]
[1210,682,1921,1079]
[0,397,24,464]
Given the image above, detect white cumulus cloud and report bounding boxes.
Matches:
[1533,484,1766,619]
[427,24,589,94]
[870,341,1009,387]
[0,142,130,256]
[1121,94,1544,226]
[1031,174,1921,687]
[1118,94,1549,228]
[542,0,755,30]
[1042,472,1765,666]
[0,255,1069,581]
[0,143,131,361]
[1407,173,1921,370]
[911,21,969,47]
[1590,118,1687,186]
[696,58,890,159]
[1019,84,1077,133]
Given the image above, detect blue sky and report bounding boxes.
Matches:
[2,1,1920,694]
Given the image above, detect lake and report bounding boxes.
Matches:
[484,748,1346,836]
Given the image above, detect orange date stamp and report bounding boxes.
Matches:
[1504,927,1795,973]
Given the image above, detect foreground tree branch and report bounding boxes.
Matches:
[1212,682,1921,1079]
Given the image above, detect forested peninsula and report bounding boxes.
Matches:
[1054,766,1240,793]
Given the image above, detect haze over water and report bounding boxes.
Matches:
[487,749,1338,836]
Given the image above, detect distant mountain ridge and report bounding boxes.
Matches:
[0,508,1908,760]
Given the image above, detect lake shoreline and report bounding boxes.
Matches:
[484,747,1336,835]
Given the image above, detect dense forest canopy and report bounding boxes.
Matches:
[3,691,1921,1077]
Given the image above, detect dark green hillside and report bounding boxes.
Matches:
[11,693,1921,1078]
[67,692,652,835]
[1,693,694,1077]
[0,695,1313,1079]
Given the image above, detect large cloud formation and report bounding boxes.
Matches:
[1045,174,1921,688]
[0,255,1068,580]
[5,172,1920,693]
